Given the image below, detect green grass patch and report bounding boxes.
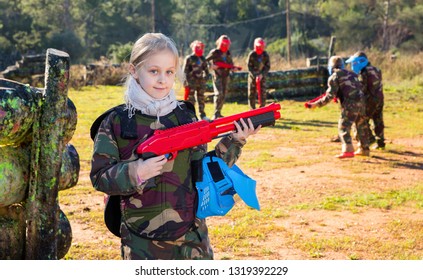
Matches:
[294,184,423,212]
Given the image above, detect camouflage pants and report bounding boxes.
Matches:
[366,99,385,146]
[248,76,267,109]
[120,218,214,260]
[187,80,207,118]
[339,99,369,152]
[212,75,230,118]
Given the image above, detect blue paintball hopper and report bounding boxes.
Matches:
[196,155,260,218]
[227,165,260,210]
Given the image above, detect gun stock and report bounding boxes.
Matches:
[136,103,281,160]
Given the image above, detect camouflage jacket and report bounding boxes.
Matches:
[182,54,209,86]
[316,68,364,108]
[90,104,246,240]
[358,64,384,102]
[205,48,234,77]
[247,51,271,79]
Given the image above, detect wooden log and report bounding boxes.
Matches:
[0,204,26,259]
[270,85,326,99]
[0,145,30,207]
[25,49,70,259]
[0,79,42,146]
[306,56,328,67]
[328,36,336,58]
[59,143,80,191]
[21,54,46,64]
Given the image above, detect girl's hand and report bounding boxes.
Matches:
[232,118,261,142]
[136,155,167,183]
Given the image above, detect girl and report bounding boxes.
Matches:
[90,33,260,259]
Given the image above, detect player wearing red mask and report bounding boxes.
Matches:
[182,40,210,120]
[246,37,271,109]
[206,35,241,119]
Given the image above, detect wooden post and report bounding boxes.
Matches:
[151,0,156,32]
[286,0,291,65]
[328,36,336,59]
[382,0,390,51]
[25,49,70,259]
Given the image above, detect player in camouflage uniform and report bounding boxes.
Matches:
[247,37,271,109]
[346,51,385,150]
[307,56,369,158]
[90,33,260,260]
[206,35,241,120]
[182,40,210,120]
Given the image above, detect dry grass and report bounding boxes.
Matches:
[60,53,423,260]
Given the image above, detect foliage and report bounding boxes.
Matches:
[107,42,133,63]
[266,32,323,58]
[0,0,421,66]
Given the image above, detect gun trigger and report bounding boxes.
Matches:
[166,152,177,161]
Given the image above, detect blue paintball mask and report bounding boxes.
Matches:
[346,56,368,74]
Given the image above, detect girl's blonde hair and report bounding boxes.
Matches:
[125,33,183,84]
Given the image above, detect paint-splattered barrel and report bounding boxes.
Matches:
[0,205,71,259]
[0,145,30,207]
[59,143,80,191]
[0,204,26,259]
[0,79,42,146]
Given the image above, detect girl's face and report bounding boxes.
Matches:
[133,49,177,99]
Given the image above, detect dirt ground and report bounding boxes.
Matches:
[64,135,423,260]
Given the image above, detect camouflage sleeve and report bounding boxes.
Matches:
[247,52,255,76]
[263,53,271,75]
[205,49,215,63]
[316,73,338,107]
[90,113,145,196]
[182,56,190,75]
[192,144,207,161]
[202,57,210,77]
[367,67,382,96]
[227,51,234,65]
[182,57,190,86]
[214,135,246,167]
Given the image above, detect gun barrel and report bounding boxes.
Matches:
[137,103,281,158]
[210,103,281,137]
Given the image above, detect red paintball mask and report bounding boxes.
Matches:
[254,38,265,55]
[219,38,231,53]
[193,42,204,56]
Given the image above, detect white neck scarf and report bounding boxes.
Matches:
[124,76,177,120]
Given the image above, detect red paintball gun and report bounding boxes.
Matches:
[214,61,242,71]
[183,86,190,101]
[304,93,338,108]
[256,76,262,106]
[136,103,281,160]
